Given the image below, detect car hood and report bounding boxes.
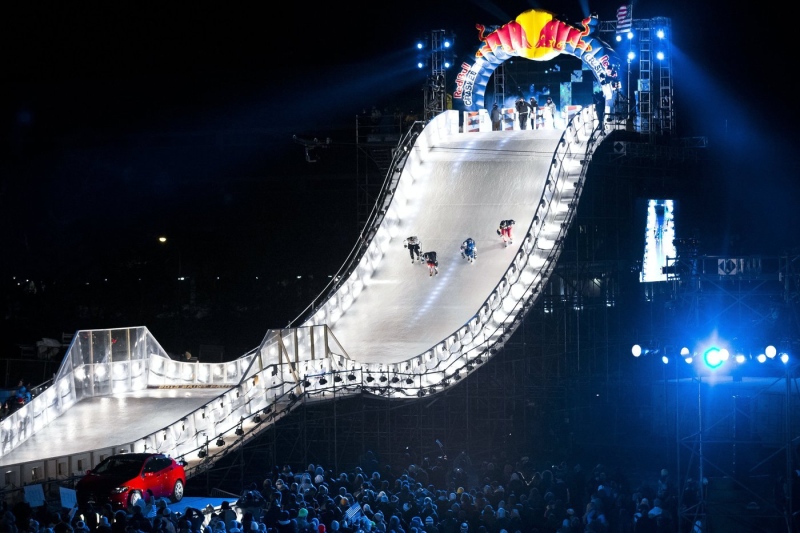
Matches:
[77,473,136,491]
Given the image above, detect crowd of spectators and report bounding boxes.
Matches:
[0,452,684,533]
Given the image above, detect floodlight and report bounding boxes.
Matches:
[703,347,724,369]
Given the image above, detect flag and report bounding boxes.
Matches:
[616,5,632,33]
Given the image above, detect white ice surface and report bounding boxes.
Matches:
[317,128,562,363]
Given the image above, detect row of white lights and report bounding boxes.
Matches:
[632,344,791,366]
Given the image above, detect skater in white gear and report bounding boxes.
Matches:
[403,236,423,263]
[460,238,477,263]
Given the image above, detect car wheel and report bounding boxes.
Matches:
[172,479,184,502]
[128,490,143,509]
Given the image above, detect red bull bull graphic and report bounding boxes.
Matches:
[454,9,620,111]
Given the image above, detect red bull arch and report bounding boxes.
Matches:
[453,9,621,111]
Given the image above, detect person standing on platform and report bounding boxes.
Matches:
[529,97,540,130]
[543,97,557,128]
[497,220,516,247]
[423,251,439,276]
[404,236,423,264]
[490,103,501,131]
[593,91,606,133]
[515,97,531,130]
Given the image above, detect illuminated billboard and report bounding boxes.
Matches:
[640,199,676,283]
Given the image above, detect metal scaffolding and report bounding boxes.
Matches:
[597,17,675,137]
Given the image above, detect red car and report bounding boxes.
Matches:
[76,453,186,510]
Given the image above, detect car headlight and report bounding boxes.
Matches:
[111,486,129,494]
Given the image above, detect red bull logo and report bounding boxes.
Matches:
[475,10,593,62]
[454,8,620,111]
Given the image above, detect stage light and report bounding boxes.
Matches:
[253,415,262,424]
[702,347,724,369]
[615,34,622,42]
[391,376,400,383]
[656,51,665,61]
[454,372,461,381]
[334,375,342,382]
[366,374,374,383]
[289,392,298,402]
[417,390,426,397]
[626,31,634,40]
[379,375,387,382]
[443,40,451,48]
[661,356,669,365]
[235,426,244,437]
[444,61,451,68]
[632,344,642,357]
[656,29,665,39]
[734,354,746,364]
[198,448,207,458]
[417,62,425,69]
[405,377,414,385]
[347,373,356,381]
[757,353,767,363]
[319,377,328,385]
[766,345,777,358]
[781,353,790,364]
[627,51,636,61]
[416,42,424,50]
[680,347,690,356]
[216,437,225,447]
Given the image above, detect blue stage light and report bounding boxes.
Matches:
[703,347,723,369]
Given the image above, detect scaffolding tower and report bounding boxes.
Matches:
[597,16,674,137]
[424,29,451,122]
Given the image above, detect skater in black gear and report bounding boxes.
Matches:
[498,219,516,247]
[403,236,423,263]
[423,251,439,276]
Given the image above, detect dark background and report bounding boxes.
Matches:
[2,1,796,383]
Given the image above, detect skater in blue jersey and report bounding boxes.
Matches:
[460,238,477,263]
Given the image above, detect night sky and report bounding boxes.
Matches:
[2,1,796,360]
